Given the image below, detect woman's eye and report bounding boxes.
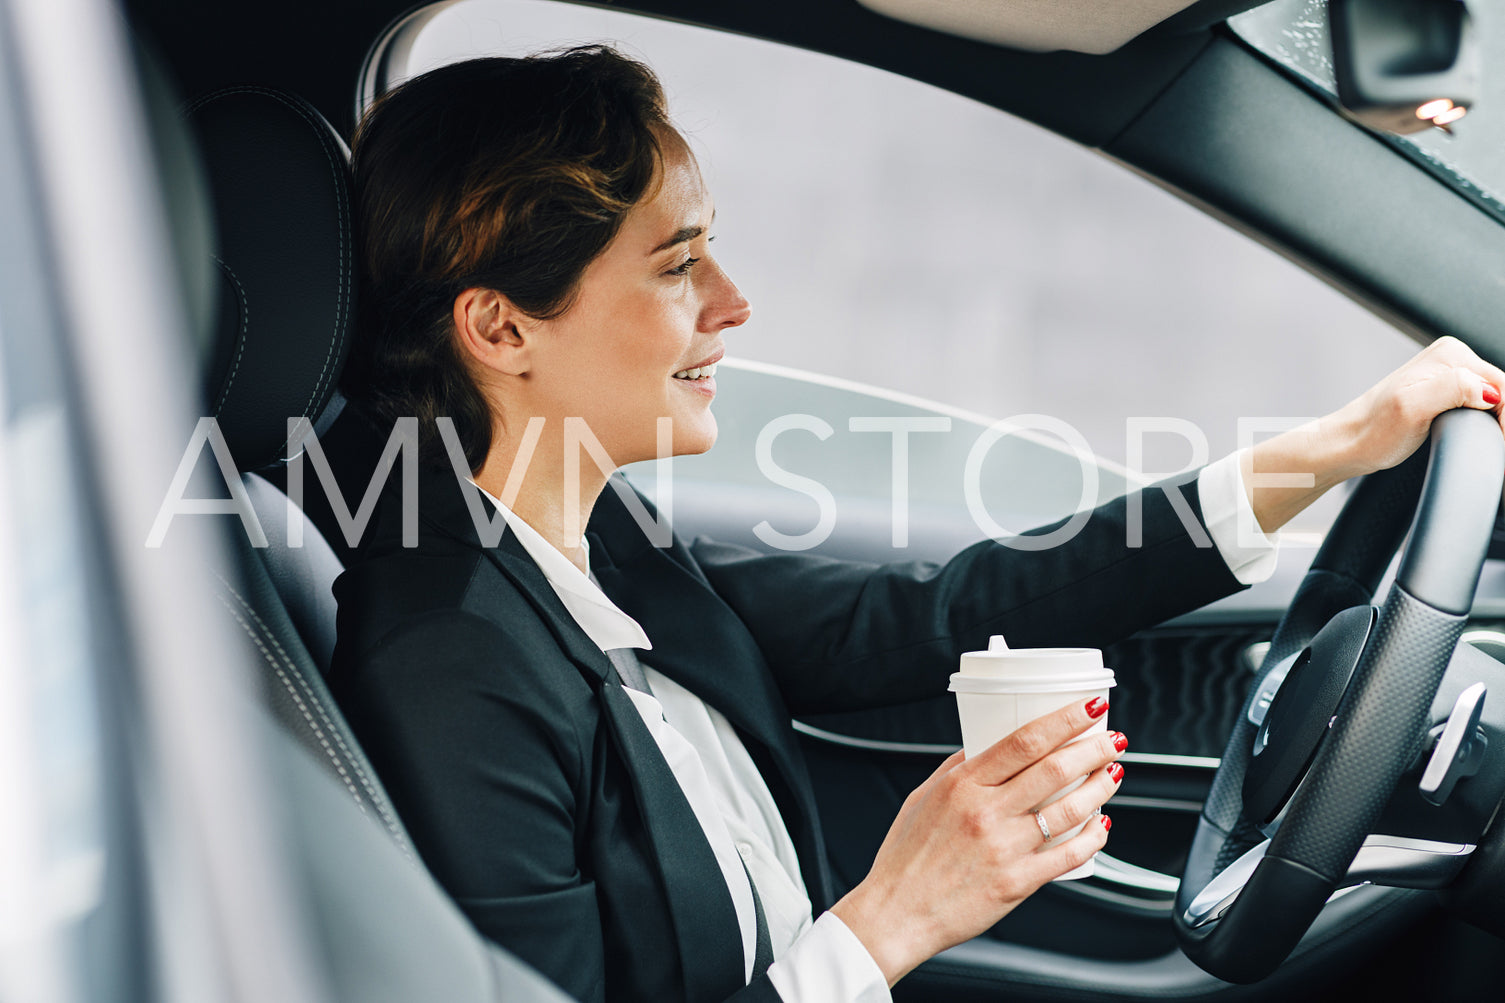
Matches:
[666,256,701,277]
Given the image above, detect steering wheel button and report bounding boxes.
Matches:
[1246,651,1301,727]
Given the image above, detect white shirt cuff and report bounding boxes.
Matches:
[1197,450,1279,586]
[765,911,891,1003]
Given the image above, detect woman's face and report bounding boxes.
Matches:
[525,132,751,467]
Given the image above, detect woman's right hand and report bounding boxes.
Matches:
[829,698,1124,986]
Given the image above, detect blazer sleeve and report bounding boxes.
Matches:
[333,609,610,1003]
[688,470,1246,715]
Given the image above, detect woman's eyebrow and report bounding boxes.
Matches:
[649,208,716,255]
[650,224,705,254]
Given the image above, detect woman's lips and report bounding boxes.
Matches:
[671,348,724,379]
[671,349,722,397]
[672,368,716,398]
[671,360,718,381]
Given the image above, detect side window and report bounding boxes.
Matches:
[376,0,1419,552]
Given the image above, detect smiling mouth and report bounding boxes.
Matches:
[672,362,718,381]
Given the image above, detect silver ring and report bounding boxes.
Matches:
[1030,809,1051,844]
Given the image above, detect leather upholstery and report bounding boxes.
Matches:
[243,471,342,670]
[219,495,417,857]
[186,87,353,472]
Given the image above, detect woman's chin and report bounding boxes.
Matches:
[670,413,718,457]
[617,415,717,463]
[675,426,717,457]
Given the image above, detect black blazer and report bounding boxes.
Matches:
[329,466,1243,1003]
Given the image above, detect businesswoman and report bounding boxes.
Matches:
[330,46,1505,1003]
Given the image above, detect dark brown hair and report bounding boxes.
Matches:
[342,46,672,470]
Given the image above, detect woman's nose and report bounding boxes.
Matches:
[704,261,751,332]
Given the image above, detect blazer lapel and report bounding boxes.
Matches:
[415,467,749,995]
[411,464,610,681]
[587,481,837,909]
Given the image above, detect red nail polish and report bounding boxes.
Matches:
[1101,814,1112,833]
[1108,762,1124,783]
[1085,697,1108,718]
[1486,384,1501,406]
[1112,732,1128,753]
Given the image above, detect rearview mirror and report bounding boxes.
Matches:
[1330,0,1479,134]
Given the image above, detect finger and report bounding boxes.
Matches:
[1427,336,1505,384]
[1401,365,1500,422]
[960,696,1111,786]
[1019,812,1112,887]
[1026,762,1122,852]
[1423,335,1494,373]
[1458,353,1505,395]
[1480,367,1505,411]
[1423,338,1505,406]
[999,729,1125,811]
[1449,366,1503,411]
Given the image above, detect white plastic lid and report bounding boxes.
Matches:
[958,637,1105,679]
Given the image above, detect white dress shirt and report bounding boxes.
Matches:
[472,453,1275,1003]
[1198,450,1279,584]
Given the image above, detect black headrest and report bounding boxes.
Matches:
[186,87,354,473]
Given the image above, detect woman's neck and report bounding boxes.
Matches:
[473,432,609,576]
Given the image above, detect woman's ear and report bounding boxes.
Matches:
[452,287,532,376]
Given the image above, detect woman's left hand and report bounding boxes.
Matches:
[1247,335,1505,534]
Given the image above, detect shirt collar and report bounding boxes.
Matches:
[470,481,652,653]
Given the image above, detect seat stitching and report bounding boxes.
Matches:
[185,87,351,453]
[217,573,411,850]
[215,575,395,821]
[213,587,369,817]
[210,255,250,416]
[224,581,404,836]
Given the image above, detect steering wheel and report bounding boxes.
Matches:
[1172,407,1505,982]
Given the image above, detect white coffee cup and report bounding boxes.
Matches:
[949,636,1115,881]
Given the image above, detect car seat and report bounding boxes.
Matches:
[150,63,569,1002]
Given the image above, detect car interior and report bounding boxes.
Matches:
[6,0,1505,1000]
